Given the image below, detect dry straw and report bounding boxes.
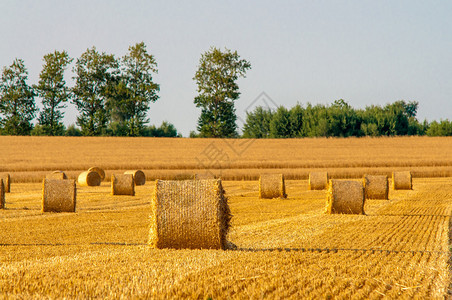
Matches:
[193,172,216,180]
[363,175,389,200]
[308,171,329,190]
[259,174,287,199]
[88,166,105,181]
[1,174,11,193]
[149,179,232,249]
[392,171,412,190]
[124,170,146,186]
[46,171,68,180]
[111,174,135,196]
[0,179,5,209]
[326,180,365,214]
[77,171,101,187]
[41,179,76,213]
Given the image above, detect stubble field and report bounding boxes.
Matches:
[1,136,452,298]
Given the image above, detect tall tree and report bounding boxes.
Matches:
[34,50,73,135]
[193,47,251,138]
[0,59,36,135]
[111,42,159,136]
[72,47,118,136]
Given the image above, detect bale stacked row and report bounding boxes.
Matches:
[149,179,231,249]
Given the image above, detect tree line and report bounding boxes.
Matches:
[1,44,451,137]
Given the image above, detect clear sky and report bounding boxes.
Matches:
[1,0,451,136]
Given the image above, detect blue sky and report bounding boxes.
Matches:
[1,1,451,136]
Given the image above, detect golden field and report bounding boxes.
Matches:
[1,136,452,298]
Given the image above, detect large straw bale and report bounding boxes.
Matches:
[1,174,11,193]
[77,171,101,187]
[363,175,388,199]
[111,174,135,196]
[308,171,328,190]
[259,174,287,199]
[149,179,231,249]
[88,166,105,181]
[326,180,365,214]
[392,171,412,190]
[42,179,76,213]
[0,179,5,209]
[46,171,68,180]
[124,170,146,186]
[193,172,216,180]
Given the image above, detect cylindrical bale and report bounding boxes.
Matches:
[77,171,101,187]
[326,180,365,214]
[1,174,11,193]
[363,175,388,200]
[46,171,68,180]
[0,179,5,209]
[392,171,412,190]
[111,174,135,196]
[88,166,105,181]
[42,179,76,213]
[124,170,146,186]
[149,179,231,250]
[193,172,216,180]
[259,174,287,199]
[308,172,328,190]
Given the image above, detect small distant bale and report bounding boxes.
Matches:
[111,174,135,196]
[149,179,231,249]
[46,171,68,180]
[326,180,365,214]
[42,179,76,213]
[77,171,101,187]
[88,167,105,181]
[193,172,216,180]
[1,174,11,193]
[363,175,388,200]
[0,179,5,209]
[392,171,412,190]
[309,172,329,190]
[259,174,287,199]
[124,170,146,186]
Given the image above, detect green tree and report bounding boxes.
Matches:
[72,47,118,136]
[34,50,73,136]
[270,106,292,138]
[111,42,159,136]
[0,58,36,135]
[193,47,251,138]
[242,107,273,138]
[426,120,452,136]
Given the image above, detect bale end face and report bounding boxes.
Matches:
[0,179,5,209]
[308,172,328,190]
[363,175,388,200]
[392,171,412,190]
[149,179,231,250]
[111,174,135,196]
[326,180,365,214]
[124,170,146,186]
[42,179,76,213]
[88,167,105,181]
[259,174,287,199]
[78,171,101,187]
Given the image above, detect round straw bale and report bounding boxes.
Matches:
[392,171,412,190]
[149,179,232,250]
[193,172,216,180]
[326,180,365,214]
[363,175,388,200]
[46,171,68,180]
[0,179,5,209]
[42,179,76,213]
[88,166,105,180]
[1,174,11,193]
[124,170,146,186]
[111,174,135,196]
[77,171,101,187]
[309,171,328,190]
[259,174,287,199]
